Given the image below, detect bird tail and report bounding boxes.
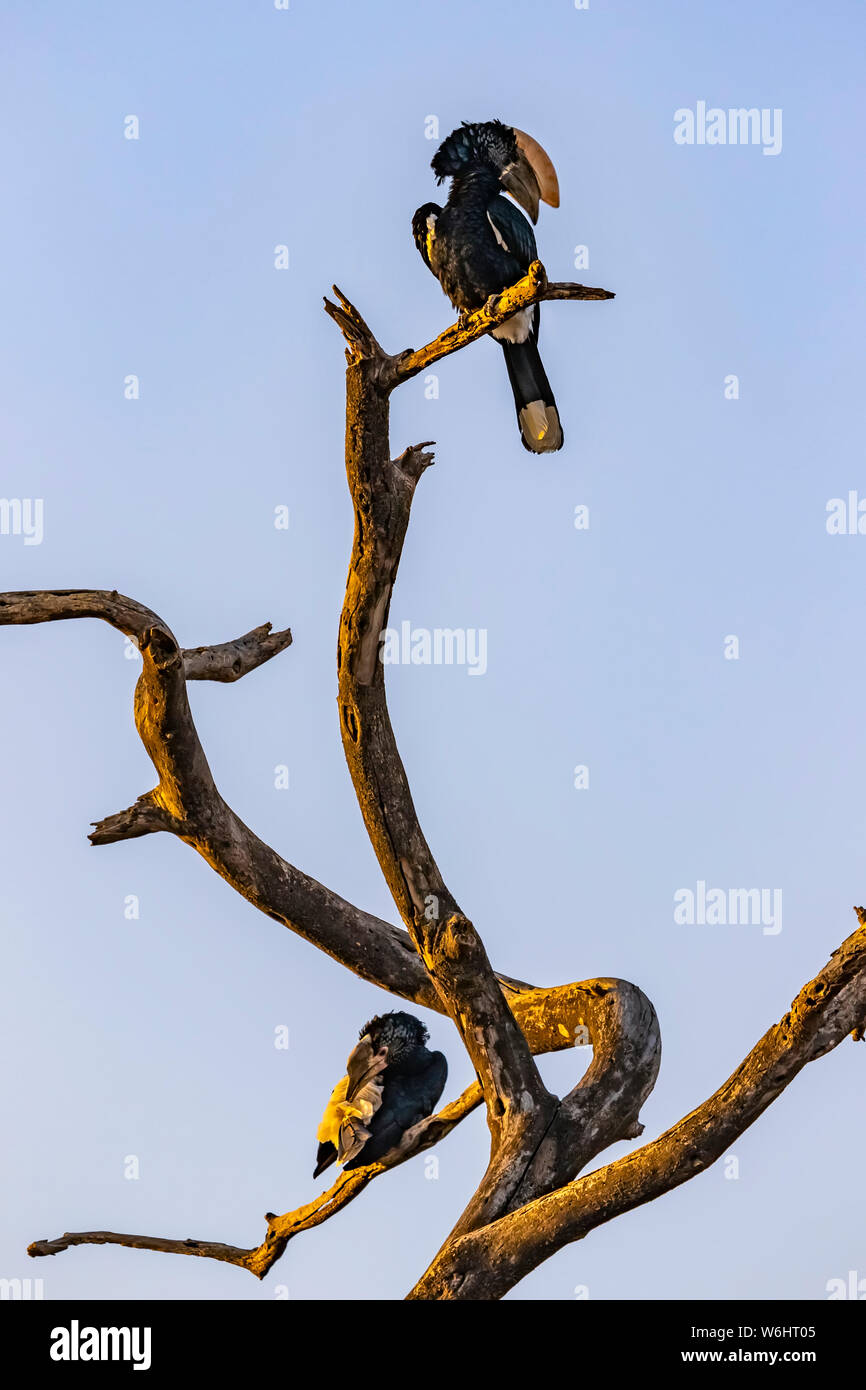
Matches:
[500,339,563,453]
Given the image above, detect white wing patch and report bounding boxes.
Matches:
[487,210,509,251]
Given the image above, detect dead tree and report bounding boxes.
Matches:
[6,262,865,1300]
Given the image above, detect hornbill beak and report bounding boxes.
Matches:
[500,150,542,224]
[510,128,561,215]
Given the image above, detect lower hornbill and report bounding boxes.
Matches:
[412,119,562,454]
[313,1012,447,1177]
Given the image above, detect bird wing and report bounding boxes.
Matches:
[412,202,443,271]
[336,1035,389,1165]
[316,1074,349,1147]
[486,196,538,272]
[344,1051,448,1167]
[337,1115,370,1166]
[412,1050,448,1125]
[315,1034,388,1168]
[488,197,542,351]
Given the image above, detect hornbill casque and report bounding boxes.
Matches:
[313,1012,448,1177]
[412,119,562,454]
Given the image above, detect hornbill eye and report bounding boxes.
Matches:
[511,130,558,214]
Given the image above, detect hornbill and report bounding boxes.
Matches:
[313,1012,448,1177]
[412,119,562,453]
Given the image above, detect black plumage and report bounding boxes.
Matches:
[313,1011,447,1178]
[412,119,563,453]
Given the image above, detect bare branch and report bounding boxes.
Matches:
[28,1230,257,1273]
[334,349,554,1154]
[385,262,614,387]
[0,589,162,639]
[25,979,663,1281]
[501,977,661,1213]
[182,622,292,682]
[0,591,656,1061]
[89,793,175,845]
[323,263,614,391]
[29,1082,484,1279]
[324,262,626,1241]
[410,914,866,1299]
[0,588,439,1006]
[323,285,389,364]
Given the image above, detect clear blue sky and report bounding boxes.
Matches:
[1,0,865,1301]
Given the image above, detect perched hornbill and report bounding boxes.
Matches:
[313,1011,447,1178]
[412,119,562,453]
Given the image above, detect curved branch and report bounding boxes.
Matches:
[25,977,662,1281]
[410,913,866,1299]
[0,591,656,1067]
[0,588,437,1006]
[503,978,661,1212]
